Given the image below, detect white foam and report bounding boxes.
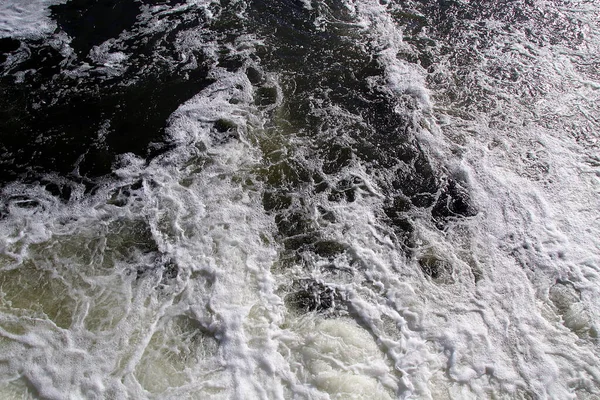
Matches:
[379,0,600,398]
[351,0,432,113]
[1,0,599,398]
[0,13,285,398]
[303,0,600,398]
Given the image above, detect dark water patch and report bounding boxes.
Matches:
[136,255,179,287]
[390,9,428,36]
[285,280,346,315]
[0,37,20,64]
[321,143,353,175]
[0,3,216,187]
[246,66,265,85]
[214,119,237,134]
[431,179,477,229]
[218,53,245,72]
[0,69,212,183]
[277,213,320,252]
[210,119,239,145]
[312,173,330,194]
[401,152,439,207]
[247,0,478,280]
[1,39,65,84]
[262,190,292,212]
[317,205,336,223]
[255,86,279,106]
[418,254,454,284]
[327,176,366,203]
[107,179,143,207]
[312,240,347,260]
[383,195,415,250]
[42,180,74,202]
[261,159,312,187]
[50,0,141,57]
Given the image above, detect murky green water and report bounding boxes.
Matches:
[0,0,599,398]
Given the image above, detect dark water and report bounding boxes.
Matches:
[0,0,599,398]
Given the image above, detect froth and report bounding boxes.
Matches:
[390,0,600,397]
[0,27,282,398]
[0,0,68,39]
[1,0,599,398]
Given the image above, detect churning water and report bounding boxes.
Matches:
[0,0,599,398]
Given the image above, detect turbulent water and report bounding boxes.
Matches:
[0,0,599,398]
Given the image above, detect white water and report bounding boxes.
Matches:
[383,1,600,398]
[0,0,68,38]
[0,0,599,399]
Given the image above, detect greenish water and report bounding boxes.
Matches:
[0,0,599,398]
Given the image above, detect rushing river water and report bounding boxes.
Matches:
[0,0,599,398]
